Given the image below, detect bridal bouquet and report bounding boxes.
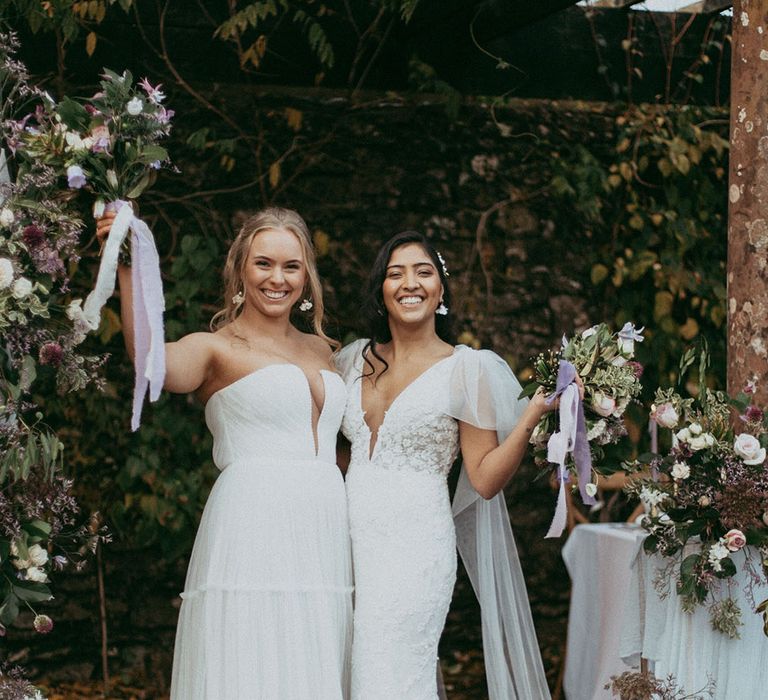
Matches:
[524,322,644,481]
[522,322,644,537]
[629,368,768,637]
[7,68,173,207]
[6,67,170,429]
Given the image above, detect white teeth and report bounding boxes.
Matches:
[399,296,423,305]
[263,290,289,299]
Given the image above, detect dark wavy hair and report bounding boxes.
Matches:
[360,231,455,378]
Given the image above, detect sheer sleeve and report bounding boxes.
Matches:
[332,338,368,384]
[447,347,551,700]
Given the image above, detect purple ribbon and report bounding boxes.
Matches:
[548,360,595,507]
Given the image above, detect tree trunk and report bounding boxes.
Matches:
[727,0,768,402]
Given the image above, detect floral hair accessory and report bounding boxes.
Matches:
[436,251,449,277]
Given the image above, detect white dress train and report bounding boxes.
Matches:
[336,340,550,700]
[170,364,353,699]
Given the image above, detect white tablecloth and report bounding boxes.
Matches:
[562,523,646,700]
[620,543,768,699]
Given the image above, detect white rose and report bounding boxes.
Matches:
[675,427,691,443]
[591,392,616,417]
[585,482,598,498]
[126,97,144,115]
[734,433,766,465]
[581,325,599,339]
[617,336,634,355]
[25,566,49,583]
[12,276,33,299]
[671,461,690,480]
[27,544,48,568]
[66,299,85,321]
[688,433,715,452]
[0,208,15,227]
[0,257,14,289]
[64,131,87,152]
[652,402,679,429]
[698,495,711,507]
[689,422,703,436]
[611,355,628,367]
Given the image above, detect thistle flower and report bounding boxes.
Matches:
[39,342,63,366]
[22,224,45,247]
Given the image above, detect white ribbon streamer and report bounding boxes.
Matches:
[545,383,579,538]
[82,200,165,430]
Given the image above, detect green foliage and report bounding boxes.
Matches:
[551,105,728,391]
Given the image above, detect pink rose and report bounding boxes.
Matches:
[652,402,679,429]
[591,392,616,418]
[724,529,746,552]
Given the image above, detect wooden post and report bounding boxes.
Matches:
[727,0,768,403]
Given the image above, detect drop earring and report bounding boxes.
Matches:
[299,298,313,312]
[436,301,448,316]
[232,290,245,306]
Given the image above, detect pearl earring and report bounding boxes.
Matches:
[299,298,313,312]
[232,291,245,306]
[436,302,448,316]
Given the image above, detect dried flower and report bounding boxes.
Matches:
[33,614,53,634]
[22,225,45,247]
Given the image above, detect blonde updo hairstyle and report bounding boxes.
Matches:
[210,207,338,349]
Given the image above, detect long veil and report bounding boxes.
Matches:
[448,348,551,700]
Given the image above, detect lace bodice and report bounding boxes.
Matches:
[204,363,346,469]
[340,352,460,476]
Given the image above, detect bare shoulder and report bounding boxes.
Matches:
[171,330,222,354]
[302,332,336,363]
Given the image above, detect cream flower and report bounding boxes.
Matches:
[734,433,766,465]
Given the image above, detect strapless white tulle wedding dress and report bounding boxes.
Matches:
[170,363,353,700]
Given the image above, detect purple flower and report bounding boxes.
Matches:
[155,106,174,125]
[22,224,45,247]
[740,404,764,424]
[33,614,53,634]
[149,160,162,170]
[66,165,86,189]
[139,77,166,104]
[39,342,63,367]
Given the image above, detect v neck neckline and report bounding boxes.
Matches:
[357,347,457,460]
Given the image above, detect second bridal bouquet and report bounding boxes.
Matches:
[522,322,644,536]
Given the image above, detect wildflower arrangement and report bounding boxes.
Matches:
[523,322,645,490]
[1,31,109,637]
[7,67,173,209]
[628,350,768,638]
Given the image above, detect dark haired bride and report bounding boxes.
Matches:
[336,231,564,700]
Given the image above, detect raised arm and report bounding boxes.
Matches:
[95,212,213,395]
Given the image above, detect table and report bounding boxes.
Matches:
[562,523,646,700]
[620,544,768,699]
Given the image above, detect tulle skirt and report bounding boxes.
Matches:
[170,457,353,700]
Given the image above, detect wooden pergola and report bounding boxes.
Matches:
[521,0,765,402]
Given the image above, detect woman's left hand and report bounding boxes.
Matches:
[531,374,585,415]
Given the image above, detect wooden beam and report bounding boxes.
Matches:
[587,0,644,7]
[727,0,768,402]
[676,1,733,12]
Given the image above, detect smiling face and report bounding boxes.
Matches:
[382,243,444,328]
[241,227,307,318]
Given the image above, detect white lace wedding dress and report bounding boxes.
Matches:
[336,339,551,700]
[170,363,353,700]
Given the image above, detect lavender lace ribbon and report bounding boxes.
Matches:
[82,200,165,430]
[544,360,595,538]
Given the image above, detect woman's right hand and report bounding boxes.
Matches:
[95,210,118,247]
